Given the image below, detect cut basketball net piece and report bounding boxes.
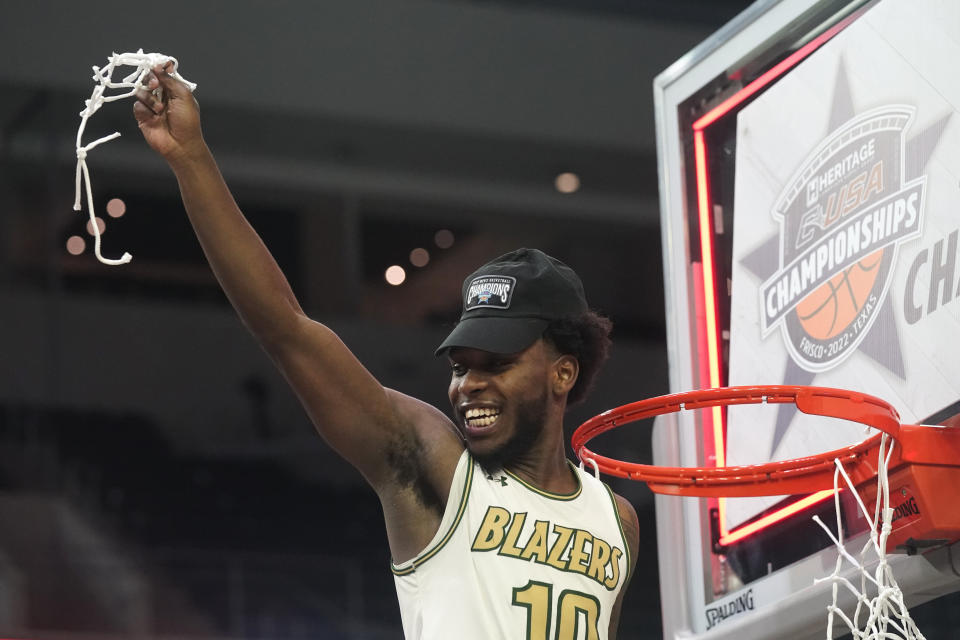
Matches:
[74,50,196,265]
[572,385,960,640]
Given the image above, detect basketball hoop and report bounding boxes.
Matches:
[573,385,960,640]
[573,386,903,497]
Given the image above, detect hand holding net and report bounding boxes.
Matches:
[74,49,196,265]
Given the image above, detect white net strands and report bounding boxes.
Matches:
[74,49,196,265]
[812,434,925,640]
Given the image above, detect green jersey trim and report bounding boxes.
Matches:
[502,461,583,501]
[603,482,631,583]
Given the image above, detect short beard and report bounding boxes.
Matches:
[473,388,548,475]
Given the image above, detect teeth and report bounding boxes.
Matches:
[465,407,499,419]
[464,407,500,427]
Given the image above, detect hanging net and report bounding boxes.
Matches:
[813,435,925,640]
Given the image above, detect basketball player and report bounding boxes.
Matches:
[134,63,639,639]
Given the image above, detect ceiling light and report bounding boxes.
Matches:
[86,217,106,235]
[385,265,406,286]
[434,229,455,249]
[410,248,430,267]
[106,198,126,218]
[66,235,86,255]
[555,172,580,194]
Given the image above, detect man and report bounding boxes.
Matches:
[134,63,638,639]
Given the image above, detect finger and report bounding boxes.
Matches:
[134,88,163,115]
[133,99,159,123]
[153,61,191,98]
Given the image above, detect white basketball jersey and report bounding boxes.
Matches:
[392,451,631,639]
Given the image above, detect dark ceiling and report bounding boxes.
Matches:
[0,0,756,343]
[463,0,755,25]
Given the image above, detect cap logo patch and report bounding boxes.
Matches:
[465,275,516,310]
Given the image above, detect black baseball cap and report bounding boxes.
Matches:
[435,248,588,355]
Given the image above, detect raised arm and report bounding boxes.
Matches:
[132,65,462,496]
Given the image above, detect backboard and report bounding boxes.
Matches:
[651,0,960,637]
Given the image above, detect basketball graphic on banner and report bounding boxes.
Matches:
[794,247,885,340]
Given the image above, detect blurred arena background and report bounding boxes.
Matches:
[0,1,752,638]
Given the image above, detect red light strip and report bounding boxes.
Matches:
[718,490,835,546]
[693,130,725,400]
[690,15,856,545]
[692,16,856,132]
[693,129,728,529]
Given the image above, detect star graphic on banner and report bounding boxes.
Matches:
[738,58,952,456]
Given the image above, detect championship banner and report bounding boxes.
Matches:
[726,0,960,528]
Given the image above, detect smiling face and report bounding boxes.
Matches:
[447,340,574,472]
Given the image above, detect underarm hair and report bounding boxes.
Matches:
[386,432,445,514]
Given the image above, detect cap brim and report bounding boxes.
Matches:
[435,316,549,356]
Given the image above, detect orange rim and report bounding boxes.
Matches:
[571,385,901,497]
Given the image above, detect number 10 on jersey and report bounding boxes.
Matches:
[513,580,601,639]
